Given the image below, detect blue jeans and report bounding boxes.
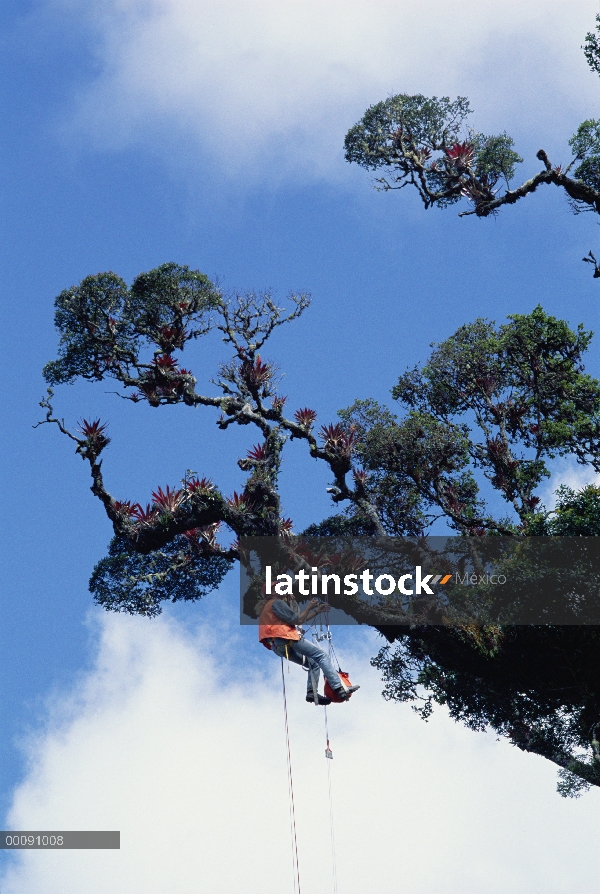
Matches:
[271,637,342,694]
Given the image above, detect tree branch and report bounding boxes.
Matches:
[459,150,600,217]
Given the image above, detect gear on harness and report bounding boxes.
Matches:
[325,672,359,702]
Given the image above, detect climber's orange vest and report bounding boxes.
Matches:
[259,598,301,649]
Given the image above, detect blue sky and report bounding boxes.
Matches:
[3,1,600,890]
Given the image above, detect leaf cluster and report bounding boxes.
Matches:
[90,535,233,616]
[345,28,600,241]
[583,13,600,75]
[534,484,600,536]
[373,624,600,794]
[569,119,600,192]
[344,93,522,210]
[384,307,600,527]
[43,263,220,386]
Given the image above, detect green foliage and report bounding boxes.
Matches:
[569,119,600,191]
[372,625,600,794]
[342,308,600,794]
[301,514,377,537]
[337,400,445,535]
[544,484,600,536]
[352,413,482,532]
[127,263,220,345]
[469,132,523,185]
[395,306,597,433]
[90,535,233,616]
[385,306,600,525]
[43,263,220,385]
[43,272,136,385]
[340,307,600,534]
[344,93,472,168]
[344,93,521,210]
[583,14,600,75]
[556,768,591,798]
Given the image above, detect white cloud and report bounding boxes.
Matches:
[540,457,600,511]
[57,0,599,180]
[1,610,599,893]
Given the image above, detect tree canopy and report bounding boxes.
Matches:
[39,17,600,799]
[344,14,600,276]
[39,264,600,798]
[340,14,600,797]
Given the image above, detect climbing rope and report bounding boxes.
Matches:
[323,705,339,894]
[281,658,302,894]
[324,612,339,894]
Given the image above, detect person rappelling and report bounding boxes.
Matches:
[257,593,360,705]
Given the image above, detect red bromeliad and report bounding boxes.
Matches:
[186,476,215,493]
[271,395,287,411]
[246,443,268,461]
[182,522,221,547]
[131,503,159,525]
[153,354,179,373]
[486,436,516,467]
[113,500,137,518]
[241,355,271,388]
[353,469,368,486]
[319,422,357,456]
[156,324,189,352]
[137,382,160,405]
[77,419,111,451]
[226,491,253,512]
[294,407,317,427]
[151,485,184,513]
[445,141,474,168]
